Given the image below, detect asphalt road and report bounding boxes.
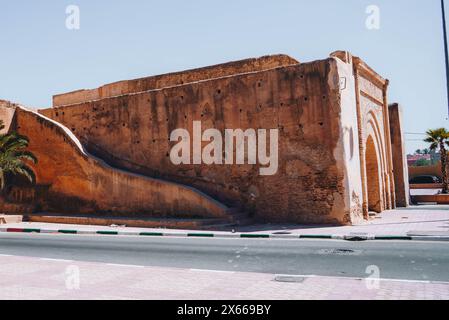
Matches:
[0,233,448,282]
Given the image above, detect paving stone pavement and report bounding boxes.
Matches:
[0,255,448,300]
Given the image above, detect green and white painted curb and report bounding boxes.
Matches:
[1,227,449,242]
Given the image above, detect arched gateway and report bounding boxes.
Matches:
[365,135,382,213]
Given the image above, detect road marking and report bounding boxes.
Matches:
[273,274,449,285]
[163,232,189,237]
[0,254,12,257]
[213,234,241,238]
[106,263,145,268]
[40,258,73,262]
[76,231,98,235]
[39,230,59,234]
[270,234,301,239]
[3,229,449,244]
[118,231,140,236]
[190,268,235,274]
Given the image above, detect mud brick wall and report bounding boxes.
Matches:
[41,57,348,224]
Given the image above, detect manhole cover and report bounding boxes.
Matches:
[316,248,362,256]
[274,276,306,283]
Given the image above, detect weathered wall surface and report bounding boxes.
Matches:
[329,51,396,216]
[0,100,16,134]
[53,55,299,107]
[331,57,364,224]
[389,103,409,207]
[41,57,352,224]
[1,104,228,218]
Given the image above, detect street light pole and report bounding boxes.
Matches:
[441,0,449,117]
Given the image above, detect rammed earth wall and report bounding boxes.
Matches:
[40,56,354,224]
[1,104,228,218]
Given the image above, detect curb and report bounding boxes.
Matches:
[1,227,449,242]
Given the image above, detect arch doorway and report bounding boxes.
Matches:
[365,136,382,213]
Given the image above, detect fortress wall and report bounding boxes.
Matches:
[41,58,350,224]
[331,58,364,224]
[52,55,299,107]
[0,100,17,134]
[9,106,228,218]
[389,103,409,207]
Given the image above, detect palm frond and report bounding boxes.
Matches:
[424,128,449,150]
[428,142,438,151]
[10,164,36,184]
[13,151,38,164]
[0,129,37,190]
[0,133,29,152]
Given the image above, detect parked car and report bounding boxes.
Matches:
[409,175,442,184]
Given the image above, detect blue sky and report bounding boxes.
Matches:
[0,0,448,153]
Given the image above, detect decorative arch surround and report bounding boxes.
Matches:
[362,107,391,214]
[365,135,383,212]
[366,111,387,209]
[350,50,396,219]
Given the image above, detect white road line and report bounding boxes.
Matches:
[190,268,235,274]
[0,254,12,257]
[40,258,74,262]
[273,274,449,285]
[106,263,145,268]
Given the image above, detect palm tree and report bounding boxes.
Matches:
[0,120,37,190]
[424,128,449,194]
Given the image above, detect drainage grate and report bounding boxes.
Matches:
[316,248,363,256]
[272,231,292,235]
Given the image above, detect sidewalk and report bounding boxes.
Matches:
[0,254,447,300]
[1,205,449,241]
